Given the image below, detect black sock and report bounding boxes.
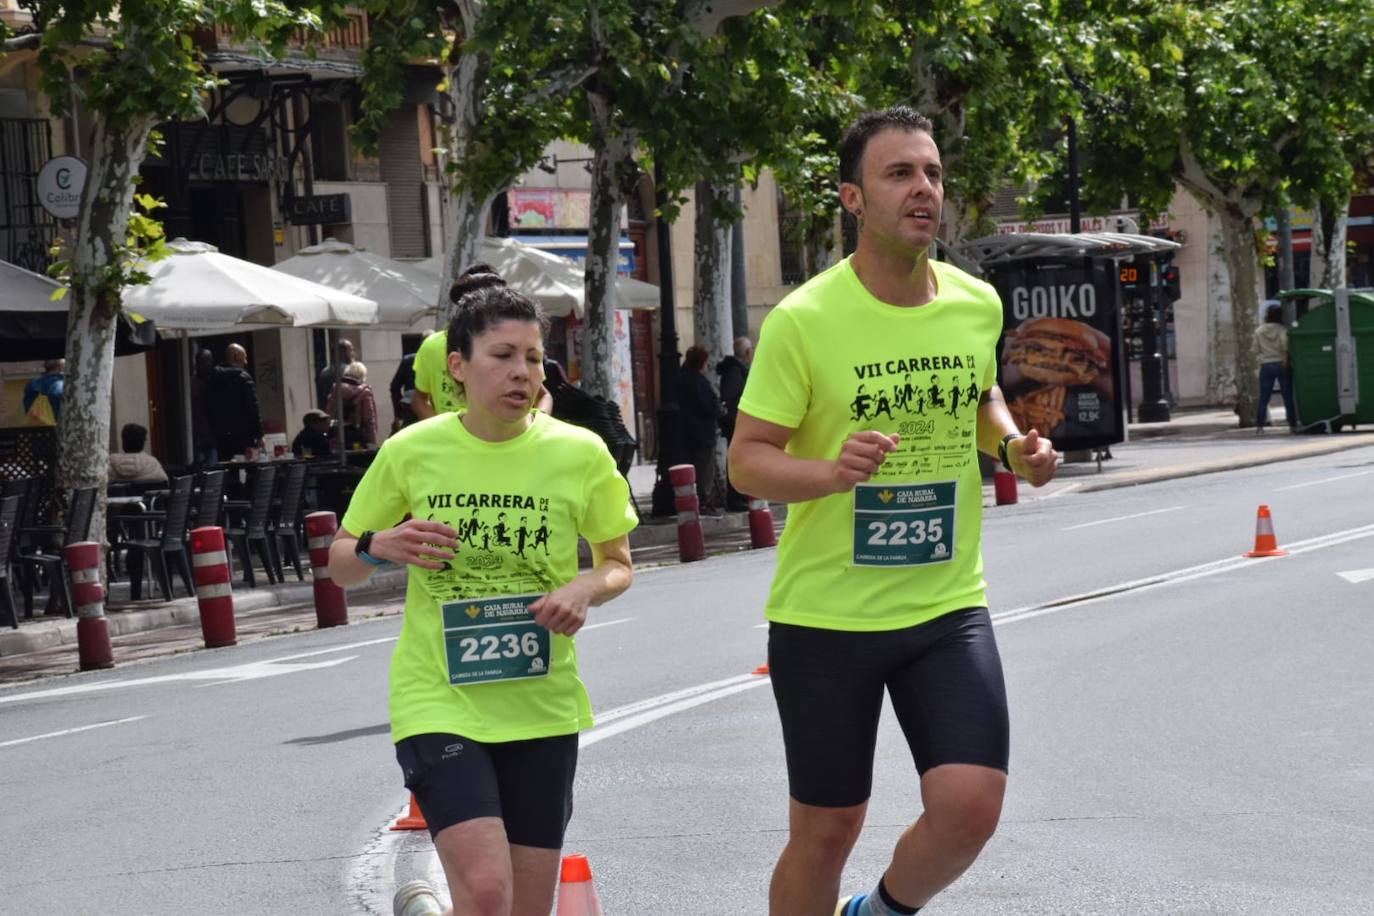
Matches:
[878,876,920,915]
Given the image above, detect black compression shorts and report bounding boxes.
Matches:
[394,732,578,848]
[768,607,1009,808]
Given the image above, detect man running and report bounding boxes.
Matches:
[730,105,1059,916]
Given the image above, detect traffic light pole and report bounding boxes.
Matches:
[1137,255,1171,423]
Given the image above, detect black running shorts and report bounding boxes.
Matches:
[768,607,1009,808]
[394,732,578,848]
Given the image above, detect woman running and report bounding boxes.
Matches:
[329,271,637,916]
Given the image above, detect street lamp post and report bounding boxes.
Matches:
[651,160,684,517]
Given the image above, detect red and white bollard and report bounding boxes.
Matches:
[305,511,349,628]
[190,526,237,648]
[747,496,777,549]
[667,464,706,563]
[993,469,1018,506]
[65,541,113,671]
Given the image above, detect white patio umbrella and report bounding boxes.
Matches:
[122,239,378,333]
[271,238,439,330]
[413,236,659,318]
[120,239,378,465]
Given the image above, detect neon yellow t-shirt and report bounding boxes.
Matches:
[738,257,1002,632]
[412,330,465,414]
[341,412,638,743]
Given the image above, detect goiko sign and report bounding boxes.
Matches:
[37,156,88,220]
[989,257,1125,452]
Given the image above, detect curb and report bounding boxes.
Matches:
[1075,433,1374,493]
[0,567,409,658]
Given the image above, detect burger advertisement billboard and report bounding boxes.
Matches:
[989,258,1125,451]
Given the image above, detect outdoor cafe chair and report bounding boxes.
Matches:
[0,495,22,630]
[268,462,309,582]
[16,485,97,618]
[112,475,196,602]
[193,468,226,529]
[224,465,280,587]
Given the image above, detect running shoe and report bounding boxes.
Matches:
[835,894,866,916]
[393,879,444,916]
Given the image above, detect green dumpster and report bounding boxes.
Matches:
[1280,288,1374,432]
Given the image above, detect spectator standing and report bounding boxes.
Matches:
[23,358,65,426]
[326,360,379,447]
[679,345,724,512]
[206,343,264,458]
[1254,303,1296,433]
[316,338,354,409]
[389,347,420,431]
[716,335,753,510]
[108,423,168,483]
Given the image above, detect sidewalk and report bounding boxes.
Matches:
[3,407,1369,680]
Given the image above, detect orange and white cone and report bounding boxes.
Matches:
[1243,505,1288,558]
[555,854,605,916]
[390,793,428,831]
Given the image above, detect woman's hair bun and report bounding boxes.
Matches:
[449,262,506,306]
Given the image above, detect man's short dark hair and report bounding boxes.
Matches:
[839,106,936,186]
[121,423,148,454]
[683,345,710,372]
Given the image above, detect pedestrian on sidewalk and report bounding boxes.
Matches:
[680,345,725,514]
[729,105,1059,916]
[206,343,263,460]
[325,360,379,448]
[1254,304,1297,433]
[717,335,754,511]
[328,271,637,916]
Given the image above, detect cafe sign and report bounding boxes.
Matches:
[37,156,87,220]
[188,152,291,183]
[285,193,352,225]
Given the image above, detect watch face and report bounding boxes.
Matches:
[356,531,373,554]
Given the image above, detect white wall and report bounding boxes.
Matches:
[314,181,392,256]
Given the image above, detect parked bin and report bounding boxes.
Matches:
[1282,288,1374,432]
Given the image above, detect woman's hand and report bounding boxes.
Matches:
[370,519,459,570]
[529,580,595,636]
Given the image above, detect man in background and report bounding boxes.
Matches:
[23,358,65,426]
[108,423,168,483]
[207,343,263,459]
[317,338,354,409]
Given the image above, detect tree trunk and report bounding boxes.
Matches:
[435,38,493,328]
[582,88,638,402]
[62,114,158,552]
[693,178,733,379]
[1216,202,1262,426]
[1310,194,1349,290]
[804,219,836,278]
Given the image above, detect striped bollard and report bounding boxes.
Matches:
[993,469,1018,506]
[668,464,705,563]
[65,542,113,671]
[747,496,777,549]
[305,511,349,628]
[190,526,237,648]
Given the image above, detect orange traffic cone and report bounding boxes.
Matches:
[752,662,770,675]
[555,854,605,916]
[1243,505,1288,558]
[390,793,429,831]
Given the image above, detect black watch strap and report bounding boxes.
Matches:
[998,433,1023,470]
[355,530,387,566]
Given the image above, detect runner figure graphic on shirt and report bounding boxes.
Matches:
[492,512,511,548]
[850,385,873,422]
[966,372,981,407]
[948,379,963,417]
[515,516,531,558]
[533,516,551,556]
[873,389,895,422]
[927,374,946,410]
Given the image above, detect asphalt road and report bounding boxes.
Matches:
[1,445,1372,915]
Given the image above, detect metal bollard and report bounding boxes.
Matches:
[667,464,706,563]
[746,496,778,549]
[304,511,349,628]
[66,542,113,671]
[190,526,237,647]
[993,470,1018,506]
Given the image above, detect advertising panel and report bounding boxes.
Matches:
[989,257,1125,452]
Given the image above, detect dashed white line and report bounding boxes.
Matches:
[0,715,147,749]
[1061,506,1184,531]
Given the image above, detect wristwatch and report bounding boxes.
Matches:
[355,530,388,566]
[998,433,1023,470]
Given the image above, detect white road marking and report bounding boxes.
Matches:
[1061,506,1184,531]
[580,617,633,632]
[993,522,1374,626]
[0,715,146,749]
[1275,469,1374,491]
[1337,568,1374,585]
